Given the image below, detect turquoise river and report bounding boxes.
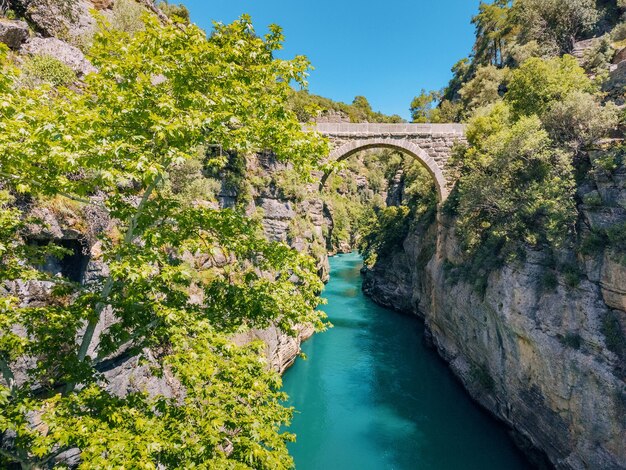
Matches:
[282,252,532,470]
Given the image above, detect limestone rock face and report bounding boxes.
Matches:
[365,219,626,469]
[613,47,626,65]
[600,251,626,311]
[315,109,350,123]
[259,198,295,223]
[21,36,97,76]
[0,18,29,49]
[571,38,598,62]
[604,60,626,102]
[233,324,315,374]
[363,158,626,469]
[16,0,96,42]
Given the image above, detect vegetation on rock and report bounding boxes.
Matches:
[289,90,404,123]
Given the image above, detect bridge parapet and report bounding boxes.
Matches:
[313,122,466,137]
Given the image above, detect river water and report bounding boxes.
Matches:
[282,252,531,470]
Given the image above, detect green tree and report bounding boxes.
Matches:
[433,99,463,123]
[453,105,576,259]
[512,0,599,54]
[505,55,594,117]
[472,0,514,67]
[442,57,472,101]
[0,15,328,469]
[410,89,440,123]
[352,95,373,114]
[459,65,508,116]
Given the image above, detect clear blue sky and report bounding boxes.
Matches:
[180,1,479,120]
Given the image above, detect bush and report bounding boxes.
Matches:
[459,65,508,117]
[579,230,608,256]
[541,91,619,151]
[559,333,582,349]
[602,311,626,358]
[582,35,615,74]
[158,1,190,23]
[592,147,623,173]
[166,155,222,204]
[611,22,626,43]
[542,270,559,291]
[22,55,76,87]
[562,263,582,287]
[506,56,594,118]
[607,222,626,251]
[273,168,309,201]
[470,364,495,391]
[111,0,145,34]
[582,190,603,206]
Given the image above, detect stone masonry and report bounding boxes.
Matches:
[312,123,466,201]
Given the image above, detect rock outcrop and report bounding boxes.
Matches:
[233,324,315,374]
[230,153,331,281]
[0,18,28,49]
[14,0,96,43]
[21,36,96,75]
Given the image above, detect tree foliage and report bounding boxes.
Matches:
[459,65,508,116]
[447,51,615,272]
[453,106,576,257]
[0,15,328,469]
[512,0,599,54]
[505,55,594,117]
[409,89,440,123]
[357,153,437,266]
[420,0,611,122]
[472,0,515,67]
[442,58,472,102]
[541,90,619,151]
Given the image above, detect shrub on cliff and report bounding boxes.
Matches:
[157,0,190,24]
[448,54,619,280]
[21,53,76,87]
[541,90,619,151]
[505,55,594,118]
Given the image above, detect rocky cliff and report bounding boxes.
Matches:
[363,155,626,469]
[0,0,326,389]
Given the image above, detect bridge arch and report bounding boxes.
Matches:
[320,138,449,202]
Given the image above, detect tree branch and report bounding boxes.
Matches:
[0,446,40,470]
[0,171,107,210]
[65,174,163,395]
[0,356,16,394]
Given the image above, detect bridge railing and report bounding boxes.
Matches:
[307,122,466,136]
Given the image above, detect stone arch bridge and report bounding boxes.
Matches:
[313,123,466,201]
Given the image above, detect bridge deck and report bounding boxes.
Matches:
[310,122,466,136]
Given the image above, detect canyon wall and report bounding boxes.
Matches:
[363,157,626,469]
